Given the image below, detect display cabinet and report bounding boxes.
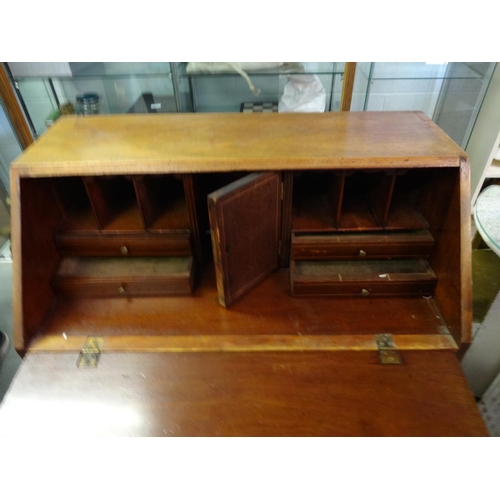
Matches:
[7,62,346,137]
[466,63,500,204]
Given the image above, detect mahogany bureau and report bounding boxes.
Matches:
[0,111,487,436]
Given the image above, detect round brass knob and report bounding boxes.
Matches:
[118,286,126,294]
[120,246,129,255]
[359,249,367,257]
[361,289,370,296]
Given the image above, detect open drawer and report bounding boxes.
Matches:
[52,256,195,297]
[291,258,437,296]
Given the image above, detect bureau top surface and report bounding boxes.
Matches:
[12,111,466,176]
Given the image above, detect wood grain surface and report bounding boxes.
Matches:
[35,266,451,339]
[0,350,486,436]
[28,333,458,353]
[340,62,357,112]
[12,112,465,176]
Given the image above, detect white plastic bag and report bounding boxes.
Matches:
[186,62,288,96]
[279,74,326,113]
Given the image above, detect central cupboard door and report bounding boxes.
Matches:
[208,172,282,307]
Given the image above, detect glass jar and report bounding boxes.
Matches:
[75,93,100,115]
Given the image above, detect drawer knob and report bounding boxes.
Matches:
[359,249,367,257]
[118,286,126,294]
[361,289,370,296]
[120,246,129,255]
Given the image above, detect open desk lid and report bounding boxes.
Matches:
[0,350,487,437]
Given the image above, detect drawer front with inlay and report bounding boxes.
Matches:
[291,230,434,260]
[55,232,191,257]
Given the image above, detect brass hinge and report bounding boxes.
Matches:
[77,336,103,368]
[375,334,402,365]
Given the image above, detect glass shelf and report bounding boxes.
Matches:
[0,98,23,193]
[69,62,171,77]
[15,73,173,81]
[177,62,345,78]
[359,62,486,81]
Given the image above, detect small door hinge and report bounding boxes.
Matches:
[77,336,103,368]
[375,334,402,365]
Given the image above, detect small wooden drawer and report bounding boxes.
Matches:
[52,256,194,297]
[291,259,437,297]
[291,230,434,260]
[55,232,191,257]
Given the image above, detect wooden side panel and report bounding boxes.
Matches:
[52,177,99,232]
[370,171,397,227]
[133,174,191,232]
[331,171,345,228]
[0,351,486,436]
[12,177,63,352]
[339,172,381,230]
[459,158,473,346]
[280,172,293,267]
[84,176,144,231]
[182,174,203,263]
[420,163,472,346]
[208,172,282,307]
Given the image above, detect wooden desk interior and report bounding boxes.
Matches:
[2,111,484,436]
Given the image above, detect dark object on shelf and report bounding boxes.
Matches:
[75,93,100,115]
[128,93,178,114]
[60,102,74,115]
[240,102,278,113]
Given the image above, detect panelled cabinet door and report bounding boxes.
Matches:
[208,172,282,307]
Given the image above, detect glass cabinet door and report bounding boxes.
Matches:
[352,62,496,148]
[8,62,348,137]
[0,97,23,194]
[8,62,177,137]
[173,62,345,113]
